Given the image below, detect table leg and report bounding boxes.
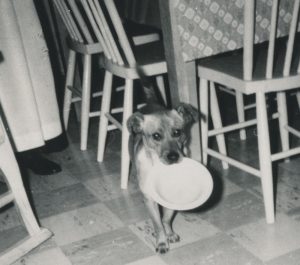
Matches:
[158,0,201,161]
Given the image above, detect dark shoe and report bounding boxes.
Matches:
[18,149,62,175]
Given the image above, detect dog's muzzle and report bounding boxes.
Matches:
[166,151,180,164]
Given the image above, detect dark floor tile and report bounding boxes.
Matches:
[13,247,72,265]
[27,171,79,194]
[223,166,261,190]
[199,191,265,231]
[0,204,23,231]
[31,183,99,218]
[0,225,28,253]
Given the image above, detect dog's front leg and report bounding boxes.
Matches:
[143,195,169,254]
[162,208,180,243]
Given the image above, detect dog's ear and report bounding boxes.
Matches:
[175,103,199,125]
[127,112,144,134]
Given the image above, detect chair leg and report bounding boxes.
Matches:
[210,82,229,169]
[236,91,247,140]
[0,124,52,264]
[296,91,300,108]
[277,92,289,160]
[155,75,167,105]
[97,71,113,162]
[0,133,40,236]
[80,54,92,151]
[199,78,209,166]
[121,79,134,189]
[256,91,275,224]
[63,50,76,129]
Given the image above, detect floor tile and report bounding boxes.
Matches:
[0,204,23,231]
[0,225,28,253]
[278,156,300,175]
[229,213,300,261]
[13,247,72,265]
[161,233,263,265]
[0,178,8,192]
[125,255,168,265]
[83,173,139,202]
[199,190,265,231]
[223,166,261,191]
[62,228,153,265]
[286,206,300,221]
[41,202,123,246]
[274,166,300,212]
[63,160,110,182]
[220,177,243,197]
[266,248,300,265]
[28,171,79,194]
[104,191,149,225]
[130,212,220,252]
[31,183,99,218]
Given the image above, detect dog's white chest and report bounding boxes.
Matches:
[136,147,159,195]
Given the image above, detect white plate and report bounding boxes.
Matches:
[145,158,213,210]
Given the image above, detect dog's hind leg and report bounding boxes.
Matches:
[162,208,180,243]
[143,195,169,254]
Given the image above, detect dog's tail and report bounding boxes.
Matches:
[136,66,165,107]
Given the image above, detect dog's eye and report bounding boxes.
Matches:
[152,133,162,141]
[172,129,182,137]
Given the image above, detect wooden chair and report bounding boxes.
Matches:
[78,0,167,189]
[197,0,300,224]
[0,117,52,264]
[53,0,161,151]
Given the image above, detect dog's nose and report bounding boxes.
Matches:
[167,151,179,163]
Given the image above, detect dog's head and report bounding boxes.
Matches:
[127,103,199,165]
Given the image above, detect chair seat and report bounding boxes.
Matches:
[198,37,300,95]
[100,41,167,79]
[124,19,161,45]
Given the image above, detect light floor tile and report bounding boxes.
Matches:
[62,228,152,265]
[104,192,149,225]
[161,233,263,265]
[129,212,220,252]
[41,202,123,246]
[229,213,300,261]
[267,248,300,265]
[125,256,168,265]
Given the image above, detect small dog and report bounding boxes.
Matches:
[127,70,199,254]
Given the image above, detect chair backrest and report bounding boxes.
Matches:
[79,0,136,66]
[243,0,300,80]
[124,0,150,24]
[53,0,137,66]
[53,0,94,44]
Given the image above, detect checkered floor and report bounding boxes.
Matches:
[1,110,300,264]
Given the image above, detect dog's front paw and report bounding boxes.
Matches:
[156,241,169,254]
[167,232,180,243]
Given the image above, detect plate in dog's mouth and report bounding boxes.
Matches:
[145,158,213,210]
